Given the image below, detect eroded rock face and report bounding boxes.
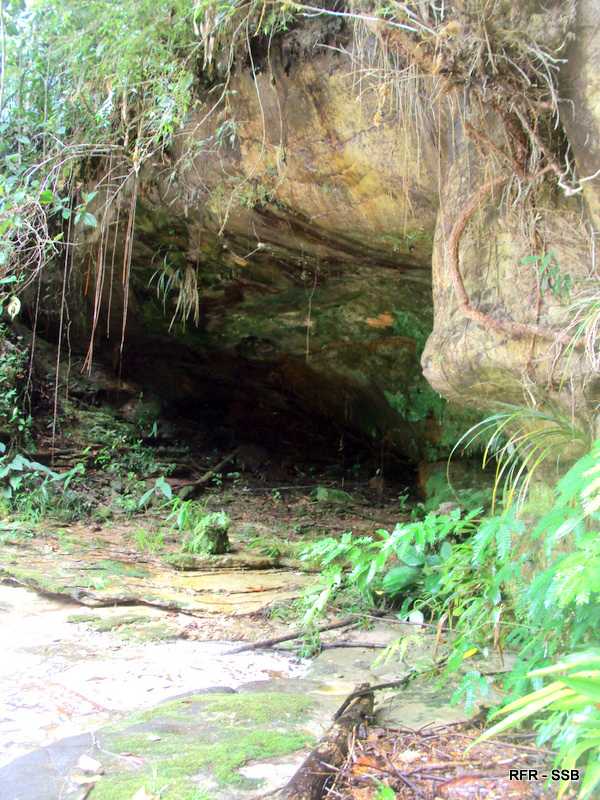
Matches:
[421,117,596,455]
[561,0,600,231]
[49,7,598,460]
[64,44,463,460]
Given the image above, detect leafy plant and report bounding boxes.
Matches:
[137,475,173,509]
[133,527,166,554]
[0,325,31,445]
[452,404,589,510]
[86,411,171,488]
[565,281,600,373]
[521,252,573,301]
[475,651,600,800]
[300,509,480,625]
[167,499,231,555]
[385,309,446,425]
[303,434,600,788]
[459,443,599,791]
[0,446,86,521]
[182,510,231,555]
[149,259,200,330]
[247,534,282,559]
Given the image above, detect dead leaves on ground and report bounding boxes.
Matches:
[326,721,575,799]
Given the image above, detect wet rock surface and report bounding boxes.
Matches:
[0,580,485,800]
[0,522,312,616]
[0,585,308,770]
[0,493,500,799]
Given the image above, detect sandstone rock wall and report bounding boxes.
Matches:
[55,5,598,460]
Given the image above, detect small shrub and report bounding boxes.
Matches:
[167,499,231,555]
[476,651,600,800]
[300,509,480,624]
[312,486,353,505]
[0,325,31,446]
[182,510,231,555]
[0,448,86,522]
[133,527,165,553]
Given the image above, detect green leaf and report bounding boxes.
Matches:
[529,652,600,677]
[579,758,600,800]
[82,212,97,228]
[489,681,567,718]
[400,544,426,567]
[476,688,575,743]
[374,784,396,800]
[155,476,172,499]
[382,565,421,595]
[440,540,453,560]
[39,189,54,205]
[561,677,600,703]
[137,487,154,509]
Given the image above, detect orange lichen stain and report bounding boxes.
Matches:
[366,312,394,329]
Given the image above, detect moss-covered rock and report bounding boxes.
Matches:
[92,691,315,798]
[182,511,231,555]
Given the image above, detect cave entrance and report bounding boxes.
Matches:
[113,337,419,502]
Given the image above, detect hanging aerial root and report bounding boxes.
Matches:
[447,175,583,350]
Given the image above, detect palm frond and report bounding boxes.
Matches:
[451,405,589,511]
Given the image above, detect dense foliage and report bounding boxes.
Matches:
[302,439,600,798]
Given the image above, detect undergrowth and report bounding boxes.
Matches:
[302,435,600,798]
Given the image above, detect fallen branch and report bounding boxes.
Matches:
[226,611,387,655]
[317,640,387,651]
[274,683,374,800]
[333,658,447,721]
[176,448,239,494]
[0,573,203,617]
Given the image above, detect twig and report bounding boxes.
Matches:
[384,753,425,798]
[333,658,446,721]
[176,448,239,493]
[226,612,387,655]
[318,641,388,651]
[449,730,557,756]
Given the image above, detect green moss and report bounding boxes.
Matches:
[378,229,434,256]
[119,621,177,642]
[67,612,148,631]
[95,692,315,798]
[131,691,313,727]
[67,612,99,625]
[94,728,312,798]
[93,559,149,578]
[201,691,313,724]
[93,505,114,522]
[162,552,199,570]
[67,612,176,641]
[2,565,70,595]
[312,486,354,506]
